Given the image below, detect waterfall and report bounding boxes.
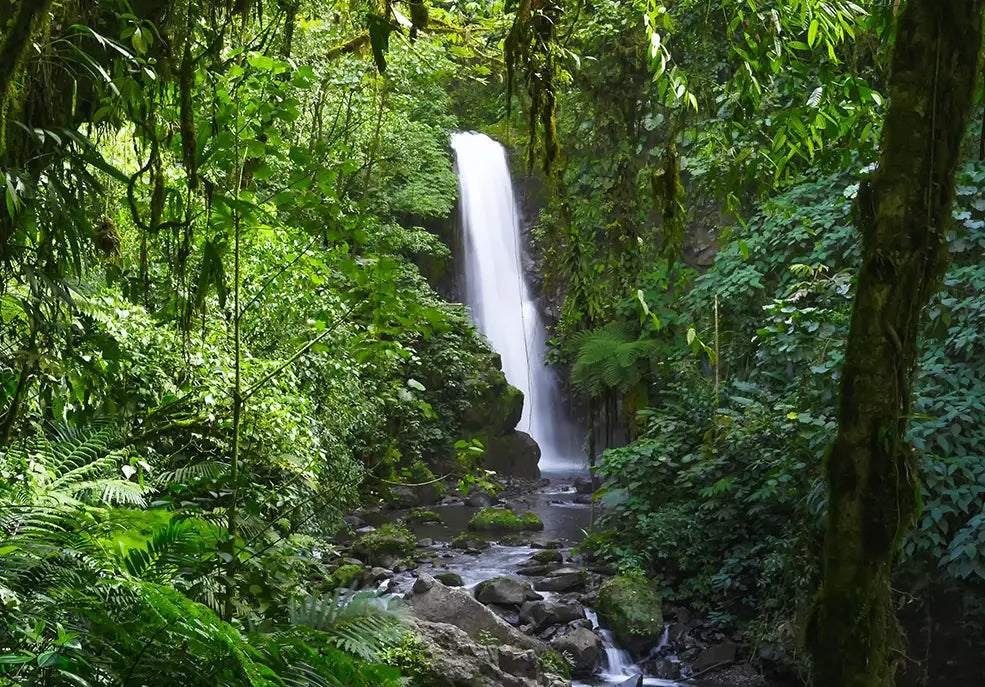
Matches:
[450,131,582,475]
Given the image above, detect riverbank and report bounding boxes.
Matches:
[327,474,780,687]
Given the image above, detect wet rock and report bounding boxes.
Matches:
[651,658,681,680]
[573,476,594,494]
[475,576,528,606]
[574,494,593,505]
[368,567,393,583]
[465,491,497,508]
[468,508,544,532]
[525,589,544,601]
[451,533,491,552]
[435,572,464,587]
[550,626,603,676]
[597,574,664,648]
[569,618,594,630]
[498,646,539,679]
[409,618,549,687]
[617,676,643,687]
[390,486,418,509]
[481,431,541,480]
[489,604,522,626]
[693,641,737,673]
[519,600,586,630]
[531,540,562,549]
[342,557,364,566]
[406,576,543,651]
[531,549,563,563]
[414,573,436,594]
[343,514,365,528]
[534,568,585,593]
[517,563,557,577]
[418,538,434,548]
[355,525,376,535]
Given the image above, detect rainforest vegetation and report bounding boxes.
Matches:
[1,0,984,686]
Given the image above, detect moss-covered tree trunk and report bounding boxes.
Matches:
[808,3,984,686]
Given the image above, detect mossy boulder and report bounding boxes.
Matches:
[481,431,541,479]
[406,508,441,524]
[462,362,524,435]
[468,508,544,533]
[353,522,416,568]
[597,573,664,647]
[328,563,364,589]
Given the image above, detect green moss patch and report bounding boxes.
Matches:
[467,508,544,532]
[328,564,364,589]
[597,573,663,643]
[405,509,441,524]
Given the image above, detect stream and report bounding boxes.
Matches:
[394,132,687,686]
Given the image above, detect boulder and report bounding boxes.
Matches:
[410,619,562,687]
[407,575,544,651]
[535,568,585,593]
[462,363,524,435]
[465,491,497,508]
[435,572,464,587]
[573,477,594,494]
[475,577,528,606]
[531,550,563,563]
[617,676,643,687]
[693,642,737,673]
[414,573,436,594]
[342,514,365,529]
[517,563,557,577]
[520,601,586,630]
[498,646,539,679]
[482,431,542,479]
[353,523,415,568]
[597,574,664,648]
[550,627,603,676]
[469,508,544,532]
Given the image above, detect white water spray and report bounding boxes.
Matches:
[451,131,582,474]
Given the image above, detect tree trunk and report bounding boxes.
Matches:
[807,3,984,687]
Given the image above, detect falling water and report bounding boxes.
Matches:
[450,131,582,474]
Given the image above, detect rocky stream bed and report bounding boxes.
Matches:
[329,476,778,687]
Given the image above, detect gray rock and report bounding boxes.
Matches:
[517,563,557,577]
[520,601,586,630]
[573,476,594,494]
[489,604,522,626]
[551,626,603,675]
[531,540,562,549]
[409,619,539,687]
[574,494,593,505]
[414,573,436,594]
[435,572,464,587]
[342,557,364,566]
[535,568,585,593]
[391,486,418,509]
[617,676,643,687]
[475,576,527,606]
[343,515,365,528]
[482,431,541,479]
[531,549,563,563]
[418,538,434,548]
[693,642,737,673]
[465,492,496,508]
[651,657,681,680]
[525,589,545,601]
[368,567,393,583]
[354,525,376,535]
[406,576,544,651]
[498,646,539,679]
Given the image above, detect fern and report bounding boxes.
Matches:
[288,589,407,662]
[570,321,658,396]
